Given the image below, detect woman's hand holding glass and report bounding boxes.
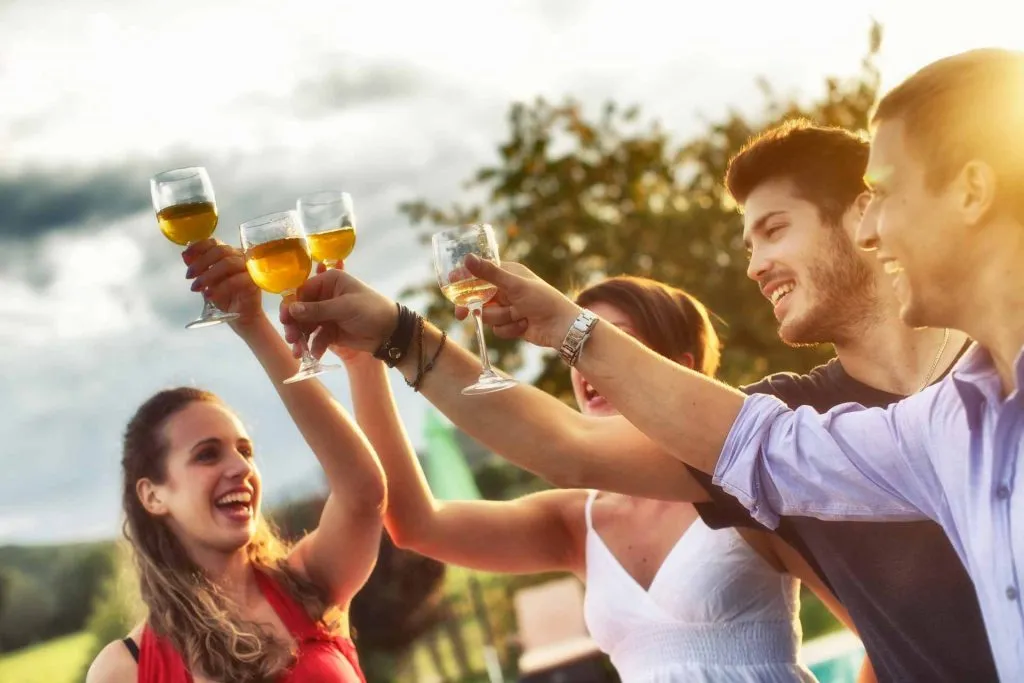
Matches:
[182,239,264,327]
[150,166,240,329]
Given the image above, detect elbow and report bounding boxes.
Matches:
[384,501,442,553]
[348,467,388,518]
[385,518,430,553]
[360,476,388,516]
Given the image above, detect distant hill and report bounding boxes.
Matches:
[0,542,116,653]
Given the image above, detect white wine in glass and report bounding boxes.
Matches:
[432,224,518,395]
[151,166,240,329]
[298,191,357,268]
[240,210,340,384]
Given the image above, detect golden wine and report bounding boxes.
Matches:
[157,201,218,246]
[245,238,312,294]
[441,277,497,307]
[308,227,357,265]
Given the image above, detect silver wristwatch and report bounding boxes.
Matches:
[559,308,599,366]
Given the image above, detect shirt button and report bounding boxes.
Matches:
[997,484,1011,499]
[1007,586,1018,601]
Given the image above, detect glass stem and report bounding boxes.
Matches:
[470,304,496,376]
[284,291,317,367]
[190,242,216,316]
[200,297,219,316]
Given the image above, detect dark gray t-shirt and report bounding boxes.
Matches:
[690,356,997,682]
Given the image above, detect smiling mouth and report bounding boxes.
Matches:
[214,490,254,519]
[768,282,795,306]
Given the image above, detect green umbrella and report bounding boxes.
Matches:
[422,409,483,501]
[421,409,504,683]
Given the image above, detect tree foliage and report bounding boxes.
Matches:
[402,22,883,401]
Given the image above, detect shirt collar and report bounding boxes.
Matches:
[951,341,1024,407]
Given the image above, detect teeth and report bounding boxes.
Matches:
[883,261,904,275]
[769,283,795,305]
[216,491,252,506]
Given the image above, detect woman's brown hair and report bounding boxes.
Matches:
[575,276,721,376]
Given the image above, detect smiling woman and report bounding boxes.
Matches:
[85,239,387,683]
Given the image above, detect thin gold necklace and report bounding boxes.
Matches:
[917,328,951,393]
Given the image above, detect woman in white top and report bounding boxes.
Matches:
[343,276,830,682]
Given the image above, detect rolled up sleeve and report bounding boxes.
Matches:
[713,393,933,528]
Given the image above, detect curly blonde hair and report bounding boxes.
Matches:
[122,387,340,681]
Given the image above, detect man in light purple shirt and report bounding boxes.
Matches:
[438,48,1024,677]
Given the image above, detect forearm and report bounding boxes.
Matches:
[390,322,706,500]
[344,356,438,540]
[573,318,746,473]
[235,317,385,513]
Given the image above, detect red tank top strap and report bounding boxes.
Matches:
[138,624,192,683]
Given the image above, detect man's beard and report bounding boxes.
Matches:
[778,230,879,347]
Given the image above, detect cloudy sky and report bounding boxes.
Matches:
[2,0,1021,545]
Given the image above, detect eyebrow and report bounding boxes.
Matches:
[742,210,787,250]
[190,437,221,453]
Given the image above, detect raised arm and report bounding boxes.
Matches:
[343,351,586,575]
[456,257,938,527]
[281,268,711,502]
[185,240,386,607]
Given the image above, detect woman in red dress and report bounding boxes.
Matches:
[86,239,385,683]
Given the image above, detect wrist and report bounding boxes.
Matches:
[372,302,416,367]
[342,352,380,370]
[556,305,599,366]
[548,301,584,350]
[230,312,272,339]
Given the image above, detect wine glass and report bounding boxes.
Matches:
[151,166,240,329]
[239,210,340,384]
[432,224,518,395]
[297,191,357,269]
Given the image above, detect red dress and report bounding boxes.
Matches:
[138,571,365,682]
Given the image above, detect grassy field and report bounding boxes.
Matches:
[0,631,95,683]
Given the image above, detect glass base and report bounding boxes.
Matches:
[185,309,240,329]
[283,361,341,385]
[461,373,518,396]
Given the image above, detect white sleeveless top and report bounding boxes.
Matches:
[582,491,817,682]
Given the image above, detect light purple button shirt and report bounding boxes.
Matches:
[713,344,1024,680]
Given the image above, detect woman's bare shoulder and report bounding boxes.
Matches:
[85,624,144,683]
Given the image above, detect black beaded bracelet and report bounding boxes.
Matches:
[412,330,447,392]
[373,303,418,368]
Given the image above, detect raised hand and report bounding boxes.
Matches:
[312,262,371,364]
[453,255,581,350]
[183,239,263,326]
[279,268,398,360]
